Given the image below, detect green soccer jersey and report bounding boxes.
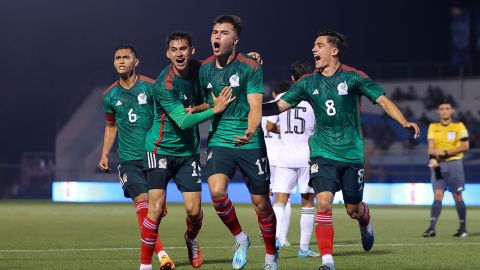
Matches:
[281,64,385,163]
[199,53,265,149]
[102,75,155,162]
[145,61,207,156]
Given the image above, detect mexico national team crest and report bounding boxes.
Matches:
[229,73,240,87]
[310,163,319,173]
[158,158,167,169]
[138,92,147,104]
[337,81,348,95]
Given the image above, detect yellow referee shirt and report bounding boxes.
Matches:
[427,122,469,161]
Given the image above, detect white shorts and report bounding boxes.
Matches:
[272,167,313,194]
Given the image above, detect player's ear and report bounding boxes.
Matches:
[191,46,196,55]
[233,36,239,46]
[331,47,339,57]
[134,58,140,67]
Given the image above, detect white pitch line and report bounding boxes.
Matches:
[1,242,480,253]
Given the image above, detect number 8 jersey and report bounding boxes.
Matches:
[280,65,384,163]
[102,75,155,162]
[270,92,315,168]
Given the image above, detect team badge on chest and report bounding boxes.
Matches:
[229,73,240,87]
[337,81,348,95]
[138,92,147,104]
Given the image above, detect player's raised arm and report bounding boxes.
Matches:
[98,117,117,172]
[262,99,292,116]
[375,95,420,139]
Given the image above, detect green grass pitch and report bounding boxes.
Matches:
[0,201,479,270]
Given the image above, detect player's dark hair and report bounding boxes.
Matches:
[272,80,292,95]
[166,32,192,48]
[291,60,313,82]
[437,98,454,108]
[316,29,348,57]
[114,44,137,57]
[214,15,242,36]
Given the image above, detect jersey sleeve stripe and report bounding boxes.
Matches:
[340,64,368,78]
[138,75,155,83]
[105,113,115,122]
[237,53,259,70]
[163,66,175,90]
[103,81,119,95]
[153,113,167,154]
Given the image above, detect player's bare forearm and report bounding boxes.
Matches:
[98,121,117,172]
[376,95,408,126]
[262,99,292,116]
[376,95,420,139]
[247,95,263,133]
[102,121,117,157]
[193,102,210,113]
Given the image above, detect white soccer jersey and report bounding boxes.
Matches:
[262,111,280,166]
[275,93,315,168]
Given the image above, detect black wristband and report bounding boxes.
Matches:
[429,154,435,159]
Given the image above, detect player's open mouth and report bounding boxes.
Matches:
[314,55,320,62]
[213,42,220,52]
[175,58,185,64]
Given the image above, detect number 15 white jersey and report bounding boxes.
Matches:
[274,92,315,168]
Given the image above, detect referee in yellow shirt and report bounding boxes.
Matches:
[423,99,469,237]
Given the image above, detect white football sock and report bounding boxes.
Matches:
[235,231,248,243]
[322,254,334,265]
[272,202,285,239]
[300,207,315,251]
[280,199,292,244]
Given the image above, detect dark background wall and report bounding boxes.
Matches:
[0,0,453,163]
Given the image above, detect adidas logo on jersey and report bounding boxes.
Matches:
[312,89,319,95]
[207,83,213,89]
[115,100,122,106]
[337,81,348,95]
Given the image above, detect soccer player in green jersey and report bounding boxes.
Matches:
[139,32,235,270]
[199,15,278,270]
[263,30,420,270]
[98,45,174,270]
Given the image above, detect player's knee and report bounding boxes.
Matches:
[316,199,332,212]
[347,207,362,219]
[133,193,148,203]
[210,189,227,199]
[253,200,271,214]
[185,204,201,218]
[148,200,166,218]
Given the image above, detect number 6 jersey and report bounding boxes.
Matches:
[280,65,384,163]
[102,75,155,162]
